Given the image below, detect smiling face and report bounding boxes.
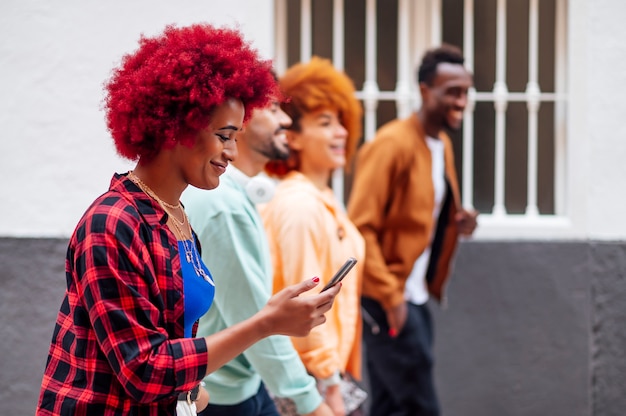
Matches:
[419,62,473,136]
[175,98,244,190]
[244,99,292,162]
[289,108,348,173]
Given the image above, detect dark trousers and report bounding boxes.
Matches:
[361,296,439,416]
[196,382,279,416]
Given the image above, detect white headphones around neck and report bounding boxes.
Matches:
[244,175,276,204]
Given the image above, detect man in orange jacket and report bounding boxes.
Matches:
[348,44,478,416]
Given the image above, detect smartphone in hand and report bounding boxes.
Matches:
[321,257,358,292]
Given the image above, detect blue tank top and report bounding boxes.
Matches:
[178,239,215,338]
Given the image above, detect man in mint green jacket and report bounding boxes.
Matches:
[183,97,333,416]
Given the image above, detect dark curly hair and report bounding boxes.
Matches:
[104,23,277,161]
[265,56,362,176]
[417,43,465,86]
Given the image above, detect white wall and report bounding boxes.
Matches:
[560,0,626,241]
[582,0,626,240]
[0,0,274,237]
[1,0,626,240]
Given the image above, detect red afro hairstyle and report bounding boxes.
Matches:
[104,23,277,161]
[265,56,362,176]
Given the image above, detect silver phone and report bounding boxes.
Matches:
[321,257,358,292]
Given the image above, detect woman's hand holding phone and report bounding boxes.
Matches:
[259,257,356,338]
[261,276,340,337]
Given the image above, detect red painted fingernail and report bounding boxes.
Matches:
[312,276,320,283]
[388,328,397,337]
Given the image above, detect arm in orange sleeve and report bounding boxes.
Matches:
[347,134,408,310]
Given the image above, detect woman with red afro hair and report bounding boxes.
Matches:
[261,57,366,416]
[36,24,340,416]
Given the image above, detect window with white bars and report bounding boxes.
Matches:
[274,0,570,239]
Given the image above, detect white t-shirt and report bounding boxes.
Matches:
[404,136,446,305]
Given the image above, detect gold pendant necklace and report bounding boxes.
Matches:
[127,171,186,227]
[167,212,214,285]
[127,171,213,284]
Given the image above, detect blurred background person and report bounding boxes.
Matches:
[347,44,478,416]
[261,57,366,416]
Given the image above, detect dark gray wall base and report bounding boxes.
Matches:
[1,238,625,416]
[0,238,68,415]
[589,243,626,416]
[431,241,625,416]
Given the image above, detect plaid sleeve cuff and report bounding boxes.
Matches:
[171,337,209,392]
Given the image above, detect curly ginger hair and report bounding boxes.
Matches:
[104,23,277,161]
[266,56,362,176]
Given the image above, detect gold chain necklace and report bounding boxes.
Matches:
[128,171,181,210]
[127,171,187,227]
[127,171,213,284]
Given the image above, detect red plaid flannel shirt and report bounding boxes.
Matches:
[37,173,209,415]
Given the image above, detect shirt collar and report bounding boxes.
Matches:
[110,172,168,226]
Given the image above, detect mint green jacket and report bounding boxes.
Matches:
[182,169,322,414]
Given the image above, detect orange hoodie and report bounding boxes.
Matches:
[260,172,364,380]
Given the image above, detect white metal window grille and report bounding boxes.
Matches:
[274,0,570,239]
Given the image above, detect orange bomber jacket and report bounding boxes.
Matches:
[347,113,461,310]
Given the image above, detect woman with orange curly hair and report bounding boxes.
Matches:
[36,25,340,416]
[261,57,366,416]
